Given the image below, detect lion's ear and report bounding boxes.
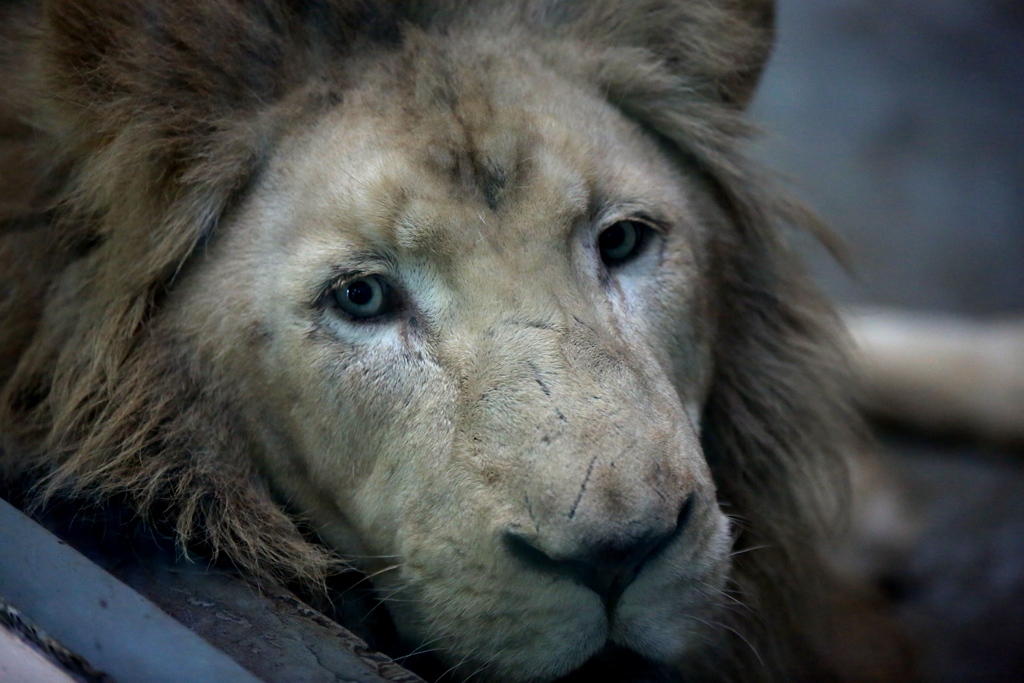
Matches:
[535,0,775,108]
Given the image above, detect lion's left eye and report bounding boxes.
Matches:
[598,220,647,266]
[332,275,392,319]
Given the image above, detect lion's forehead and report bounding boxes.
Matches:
[275,45,688,269]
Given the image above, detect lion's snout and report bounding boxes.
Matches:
[458,313,717,612]
[503,494,695,605]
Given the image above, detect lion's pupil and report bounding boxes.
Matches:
[347,281,374,306]
[600,225,626,252]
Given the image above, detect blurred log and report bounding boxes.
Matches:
[845,308,1024,445]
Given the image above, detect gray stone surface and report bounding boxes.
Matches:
[110,564,424,683]
[0,496,423,683]
[0,497,261,683]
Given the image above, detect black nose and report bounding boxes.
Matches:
[504,496,694,609]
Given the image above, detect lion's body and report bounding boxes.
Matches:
[0,2,854,681]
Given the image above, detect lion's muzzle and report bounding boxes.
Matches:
[447,307,721,621]
[503,493,695,607]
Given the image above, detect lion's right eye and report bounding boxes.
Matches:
[598,220,649,266]
[331,275,392,319]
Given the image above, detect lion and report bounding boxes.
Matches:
[0,1,857,681]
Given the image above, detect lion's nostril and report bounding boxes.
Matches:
[504,528,567,575]
[675,494,695,533]
[503,495,695,610]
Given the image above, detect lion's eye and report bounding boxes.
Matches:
[598,220,646,266]
[332,275,391,319]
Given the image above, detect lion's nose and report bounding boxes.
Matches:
[503,495,694,608]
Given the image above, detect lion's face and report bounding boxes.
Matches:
[1,2,855,681]
[167,45,731,681]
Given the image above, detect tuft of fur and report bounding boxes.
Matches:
[0,1,855,680]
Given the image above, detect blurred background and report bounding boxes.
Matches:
[749,1,1024,682]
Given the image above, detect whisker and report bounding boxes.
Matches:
[393,646,442,663]
[463,658,495,682]
[365,563,406,579]
[360,583,414,621]
[337,563,406,596]
[453,648,486,681]
[434,646,481,682]
[340,553,403,561]
[697,579,754,615]
[397,622,448,664]
[688,613,764,669]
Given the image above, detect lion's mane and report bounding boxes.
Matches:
[0,1,854,679]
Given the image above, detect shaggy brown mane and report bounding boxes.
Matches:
[1,1,855,680]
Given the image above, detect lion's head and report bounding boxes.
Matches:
[0,1,852,681]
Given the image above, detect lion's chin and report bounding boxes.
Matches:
[407,636,676,683]
[395,595,706,683]
[553,645,675,683]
